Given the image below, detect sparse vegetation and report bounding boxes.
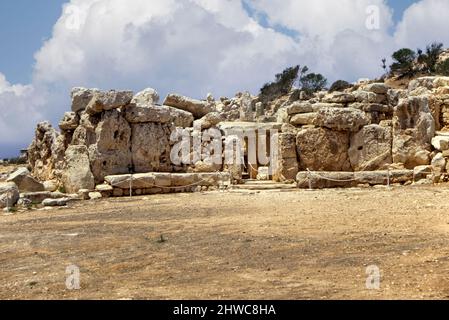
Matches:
[389,42,445,79]
[422,42,444,73]
[260,66,301,104]
[299,72,327,94]
[390,48,417,79]
[260,65,327,103]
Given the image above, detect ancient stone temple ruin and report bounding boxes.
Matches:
[2,75,449,208]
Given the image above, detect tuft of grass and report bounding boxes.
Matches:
[157,235,167,243]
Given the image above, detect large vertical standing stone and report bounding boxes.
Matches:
[296,127,352,171]
[239,92,254,122]
[274,133,298,182]
[348,124,392,171]
[131,123,173,173]
[392,96,435,168]
[63,145,95,193]
[89,110,132,183]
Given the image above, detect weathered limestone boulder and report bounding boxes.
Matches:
[387,89,407,106]
[290,113,317,126]
[6,168,45,192]
[286,102,313,115]
[59,112,80,131]
[0,182,20,208]
[322,92,355,104]
[95,184,113,192]
[71,87,99,112]
[281,123,299,135]
[276,107,289,123]
[297,171,356,189]
[20,191,68,204]
[42,197,72,207]
[296,128,351,171]
[131,88,160,106]
[432,135,449,151]
[431,153,446,181]
[361,83,389,95]
[193,112,223,130]
[348,125,392,171]
[105,173,203,190]
[353,90,377,103]
[296,170,414,189]
[163,94,214,118]
[171,173,196,187]
[274,133,298,182]
[43,180,58,192]
[408,76,449,91]
[168,107,194,128]
[197,172,231,186]
[19,192,47,205]
[28,122,66,182]
[240,91,254,122]
[392,96,435,168]
[63,145,95,193]
[131,123,172,173]
[314,107,369,132]
[89,110,132,183]
[124,104,171,124]
[85,90,134,115]
[414,165,433,182]
[71,111,100,146]
[312,102,344,109]
[88,192,103,200]
[349,103,392,114]
[354,170,413,185]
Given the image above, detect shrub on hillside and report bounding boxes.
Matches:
[260,66,301,103]
[390,48,417,78]
[329,80,352,93]
[422,42,444,73]
[300,73,328,94]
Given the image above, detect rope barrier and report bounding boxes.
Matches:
[109,172,231,192]
[305,168,440,189]
[306,169,358,182]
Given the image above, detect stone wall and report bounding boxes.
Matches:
[27,76,449,193]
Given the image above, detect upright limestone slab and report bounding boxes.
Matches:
[63,145,95,193]
[296,127,351,171]
[392,96,435,168]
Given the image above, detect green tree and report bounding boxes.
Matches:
[300,73,327,94]
[390,48,417,78]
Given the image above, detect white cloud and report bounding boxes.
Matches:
[394,0,449,49]
[0,0,448,155]
[0,73,45,146]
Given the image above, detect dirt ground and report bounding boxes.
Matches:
[2,185,449,300]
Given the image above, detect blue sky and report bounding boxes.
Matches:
[0,0,66,84]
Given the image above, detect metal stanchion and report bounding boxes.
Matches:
[387,168,390,188]
[307,169,312,190]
